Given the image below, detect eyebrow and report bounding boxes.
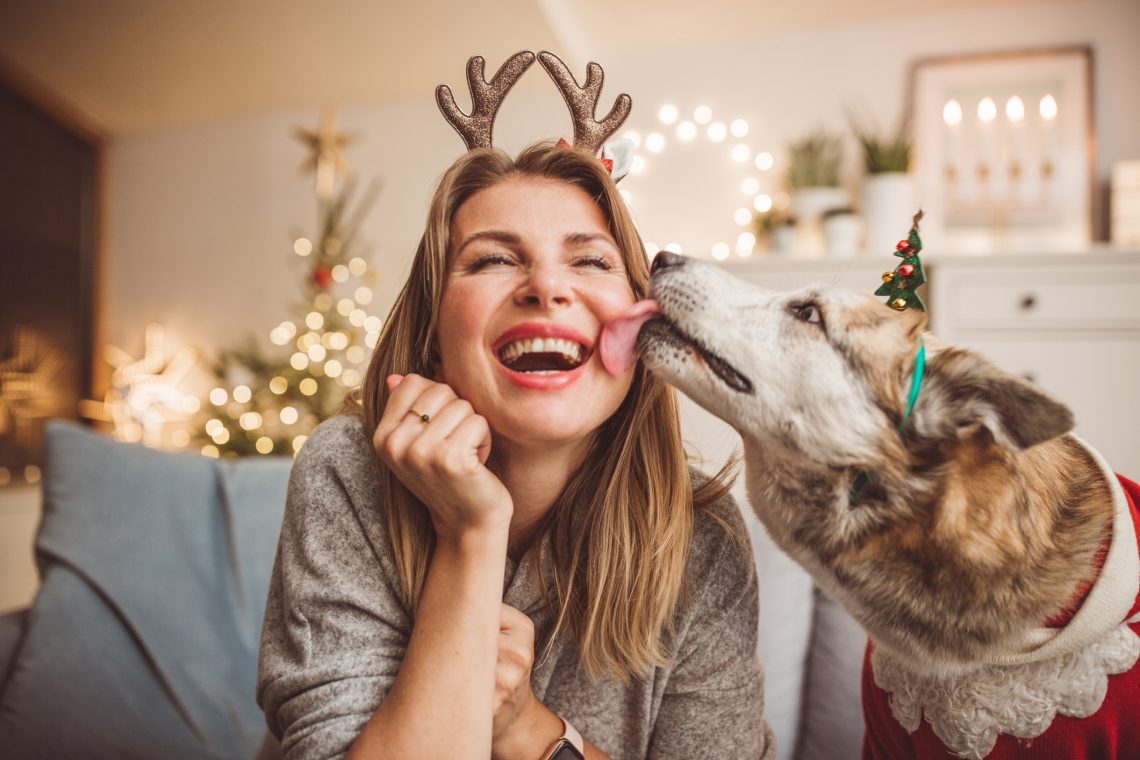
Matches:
[454,230,619,257]
[454,230,521,257]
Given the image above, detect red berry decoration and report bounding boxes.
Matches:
[896,240,911,252]
[899,263,915,277]
[312,266,332,287]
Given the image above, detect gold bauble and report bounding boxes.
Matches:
[890,298,908,311]
[881,272,895,283]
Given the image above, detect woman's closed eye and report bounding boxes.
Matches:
[468,253,517,271]
[572,254,613,271]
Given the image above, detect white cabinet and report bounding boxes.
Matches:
[931,253,1140,476]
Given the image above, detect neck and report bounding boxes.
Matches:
[745,432,1115,669]
[490,435,590,560]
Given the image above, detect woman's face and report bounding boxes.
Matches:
[437,175,638,453]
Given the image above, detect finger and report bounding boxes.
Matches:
[406,397,473,450]
[499,603,534,635]
[376,374,433,437]
[374,374,436,456]
[386,374,405,391]
[407,382,459,422]
[447,414,494,467]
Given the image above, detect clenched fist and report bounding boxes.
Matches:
[374,373,513,540]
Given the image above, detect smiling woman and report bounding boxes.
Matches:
[255,53,774,760]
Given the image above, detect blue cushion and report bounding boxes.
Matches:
[0,421,291,759]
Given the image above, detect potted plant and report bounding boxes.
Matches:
[852,115,914,255]
[785,131,846,256]
[752,208,795,255]
[821,206,863,258]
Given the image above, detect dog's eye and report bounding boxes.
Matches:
[793,303,823,325]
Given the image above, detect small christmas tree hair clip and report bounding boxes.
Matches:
[875,209,927,312]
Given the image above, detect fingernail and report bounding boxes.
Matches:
[386,374,405,390]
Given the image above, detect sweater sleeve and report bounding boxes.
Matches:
[647,488,776,759]
[257,415,412,760]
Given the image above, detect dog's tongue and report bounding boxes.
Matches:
[599,300,661,375]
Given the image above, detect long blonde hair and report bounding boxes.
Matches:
[348,141,735,681]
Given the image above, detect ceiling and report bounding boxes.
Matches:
[0,0,1078,136]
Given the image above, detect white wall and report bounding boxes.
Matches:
[104,0,1140,385]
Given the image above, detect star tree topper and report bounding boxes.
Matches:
[293,110,359,202]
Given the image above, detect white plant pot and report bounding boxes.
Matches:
[791,186,847,257]
[861,173,915,256]
[823,214,865,258]
[771,225,797,255]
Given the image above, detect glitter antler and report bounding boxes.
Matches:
[436,51,537,150]
[538,51,632,156]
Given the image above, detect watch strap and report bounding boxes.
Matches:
[543,716,585,760]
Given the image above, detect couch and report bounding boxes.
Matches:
[0,420,867,759]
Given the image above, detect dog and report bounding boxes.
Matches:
[603,252,1140,759]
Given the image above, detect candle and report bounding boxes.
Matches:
[977,96,997,183]
[943,99,963,181]
[1039,94,1058,179]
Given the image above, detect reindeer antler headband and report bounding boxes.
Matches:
[436,50,634,181]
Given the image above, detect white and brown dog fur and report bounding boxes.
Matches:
[638,252,1140,759]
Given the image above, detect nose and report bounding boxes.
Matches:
[514,260,573,308]
[651,250,686,274]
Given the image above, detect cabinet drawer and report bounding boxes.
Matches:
[936,264,1140,331]
[950,334,1140,476]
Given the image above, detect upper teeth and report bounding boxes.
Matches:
[500,337,584,364]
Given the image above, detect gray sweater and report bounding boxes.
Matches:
[257,414,774,759]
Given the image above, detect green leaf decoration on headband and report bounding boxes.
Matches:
[875,209,927,312]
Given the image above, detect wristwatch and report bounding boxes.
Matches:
[543,716,585,760]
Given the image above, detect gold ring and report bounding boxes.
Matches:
[408,408,430,423]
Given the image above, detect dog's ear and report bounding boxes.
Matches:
[913,346,1074,451]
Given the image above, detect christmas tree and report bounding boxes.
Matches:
[875,210,927,312]
[195,112,381,458]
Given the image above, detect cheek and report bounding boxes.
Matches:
[589,280,637,320]
[436,288,490,358]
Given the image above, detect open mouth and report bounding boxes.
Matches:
[640,317,754,394]
[496,336,590,374]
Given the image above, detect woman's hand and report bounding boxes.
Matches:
[492,603,561,760]
[374,373,513,540]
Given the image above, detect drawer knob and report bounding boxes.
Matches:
[1018,294,1037,311]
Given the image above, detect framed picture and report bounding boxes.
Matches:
[908,46,1093,254]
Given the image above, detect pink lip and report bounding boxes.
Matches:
[492,321,595,391]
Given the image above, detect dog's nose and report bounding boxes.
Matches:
[651,250,685,274]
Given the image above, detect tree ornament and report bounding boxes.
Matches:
[874,210,927,312]
[312,266,332,288]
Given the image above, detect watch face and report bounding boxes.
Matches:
[550,741,585,760]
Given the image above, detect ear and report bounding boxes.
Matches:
[913,346,1075,451]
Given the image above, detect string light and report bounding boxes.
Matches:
[632,103,773,256]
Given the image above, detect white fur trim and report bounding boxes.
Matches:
[602,138,634,182]
[987,438,1138,666]
[873,622,1140,759]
